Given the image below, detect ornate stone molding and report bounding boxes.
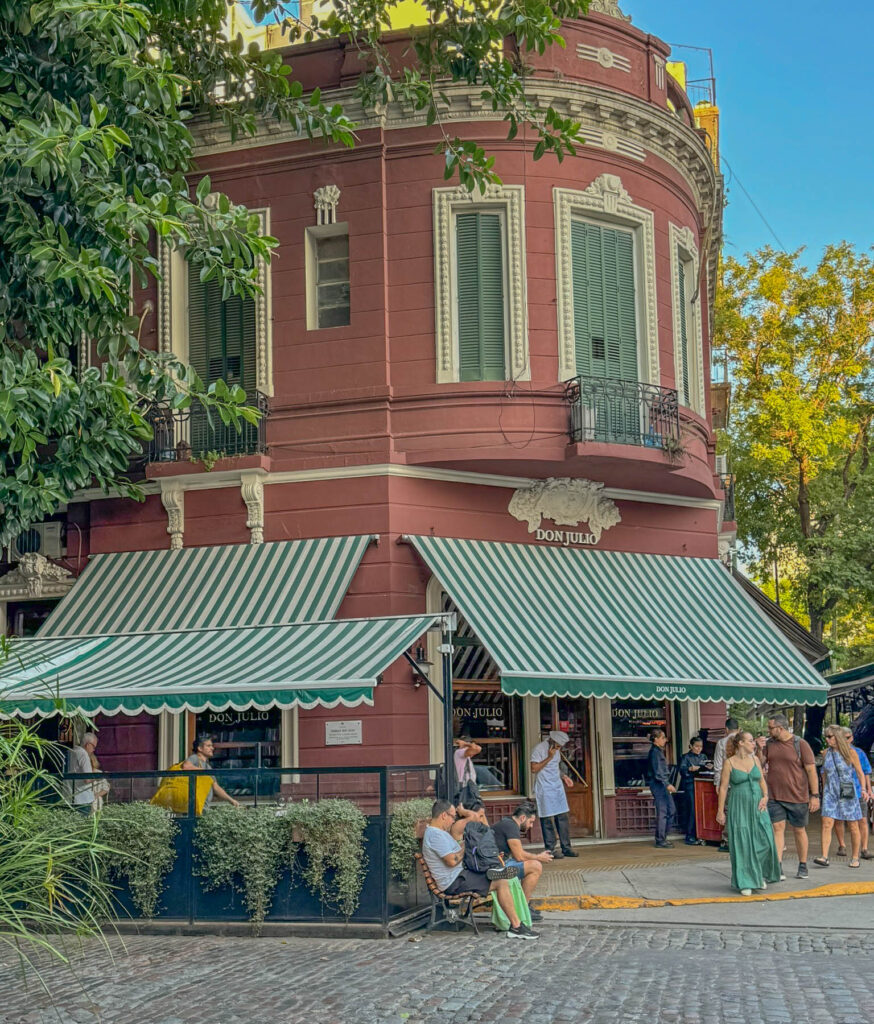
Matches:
[433,184,529,384]
[554,176,659,385]
[0,554,74,599]
[240,471,265,545]
[587,0,631,20]
[653,55,666,91]
[160,480,185,550]
[156,208,273,396]
[508,478,622,542]
[314,185,341,226]
[577,44,631,73]
[669,222,706,417]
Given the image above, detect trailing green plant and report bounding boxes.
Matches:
[282,799,368,918]
[193,806,285,934]
[388,798,432,882]
[97,803,178,919]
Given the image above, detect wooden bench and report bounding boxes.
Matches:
[414,852,491,934]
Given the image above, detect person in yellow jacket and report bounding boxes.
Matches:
[183,735,240,808]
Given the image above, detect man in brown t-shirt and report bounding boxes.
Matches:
[761,714,820,880]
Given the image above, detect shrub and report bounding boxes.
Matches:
[193,806,285,934]
[97,803,178,918]
[388,798,432,882]
[281,799,368,918]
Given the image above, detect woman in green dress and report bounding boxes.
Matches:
[715,730,781,895]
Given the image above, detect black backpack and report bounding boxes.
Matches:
[462,821,502,873]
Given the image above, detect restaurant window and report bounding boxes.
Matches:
[194,708,281,799]
[453,682,521,794]
[610,699,671,790]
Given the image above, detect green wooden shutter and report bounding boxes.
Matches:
[187,262,258,454]
[456,212,506,381]
[677,252,690,406]
[570,221,637,382]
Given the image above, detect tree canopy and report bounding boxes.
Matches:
[716,243,874,654]
[0,0,588,544]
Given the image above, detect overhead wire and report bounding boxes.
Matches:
[721,154,787,253]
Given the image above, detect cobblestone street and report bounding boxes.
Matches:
[3,920,874,1024]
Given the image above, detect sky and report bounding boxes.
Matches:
[624,0,874,263]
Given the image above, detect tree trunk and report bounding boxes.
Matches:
[793,706,804,735]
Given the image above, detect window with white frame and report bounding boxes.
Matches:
[306,224,351,329]
[157,206,273,397]
[554,177,658,386]
[570,218,638,382]
[669,223,705,415]
[433,185,529,384]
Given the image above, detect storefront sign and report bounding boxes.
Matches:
[508,477,621,546]
[203,710,273,727]
[325,720,363,746]
[534,528,597,546]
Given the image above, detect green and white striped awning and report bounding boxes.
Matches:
[409,536,829,706]
[0,614,443,717]
[39,536,374,637]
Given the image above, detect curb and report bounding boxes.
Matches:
[531,881,874,911]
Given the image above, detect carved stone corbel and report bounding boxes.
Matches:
[240,471,266,545]
[160,480,185,550]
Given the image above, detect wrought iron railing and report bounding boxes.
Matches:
[719,472,736,521]
[145,391,268,463]
[565,375,681,448]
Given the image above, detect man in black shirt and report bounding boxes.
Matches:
[677,736,708,845]
[492,801,554,920]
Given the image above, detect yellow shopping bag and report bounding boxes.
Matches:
[150,763,214,815]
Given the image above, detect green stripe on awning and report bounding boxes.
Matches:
[39,536,374,637]
[408,536,828,706]
[0,614,441,717]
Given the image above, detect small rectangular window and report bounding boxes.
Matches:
[307,227,350,329]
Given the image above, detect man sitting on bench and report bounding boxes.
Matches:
[422,799,539,941]
[491,801,552,922]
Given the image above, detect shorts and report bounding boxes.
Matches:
[767,799,809,828]
[445,869,491,897]
[504,858,525,874]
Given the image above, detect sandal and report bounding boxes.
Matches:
[849,859,861,869]
[813,856,830,867]
[836,845,847,857]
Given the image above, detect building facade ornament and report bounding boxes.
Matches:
[240,471,266,544]
[577,44,631,73]
[587,0,631,21]
[432,184,529,384]
[509,478,622,543]
[554,177,659,385]
[653,54,666,91]
[314,185,341,226]
[0,554,74,599]
[160,480,185,550]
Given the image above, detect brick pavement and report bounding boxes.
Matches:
[2,923,873,1024]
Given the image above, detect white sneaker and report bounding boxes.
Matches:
[740,888,752,896]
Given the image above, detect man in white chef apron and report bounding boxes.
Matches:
[530,730,577,858]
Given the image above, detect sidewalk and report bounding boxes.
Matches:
[529,832,874,910]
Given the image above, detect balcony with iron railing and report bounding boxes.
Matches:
[145,391,268,463]
[719,472,736,522]
[564,375,681,450]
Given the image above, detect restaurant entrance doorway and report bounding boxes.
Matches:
[539,696,595,836]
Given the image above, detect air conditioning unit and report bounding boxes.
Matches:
[10,522,65,560]
[715,454,728,476]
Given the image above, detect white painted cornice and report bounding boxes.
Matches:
[68,463,721,511]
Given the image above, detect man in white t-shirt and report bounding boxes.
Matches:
[421,799,538,940]
[68,732,99,813]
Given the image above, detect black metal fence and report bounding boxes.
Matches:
[565,375,681,448]
[59,764,438,933]
[145,391,268,463]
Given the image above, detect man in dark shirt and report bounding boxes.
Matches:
[492,801,554,920]
[647,729,677,849]
[678,736,708,845]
